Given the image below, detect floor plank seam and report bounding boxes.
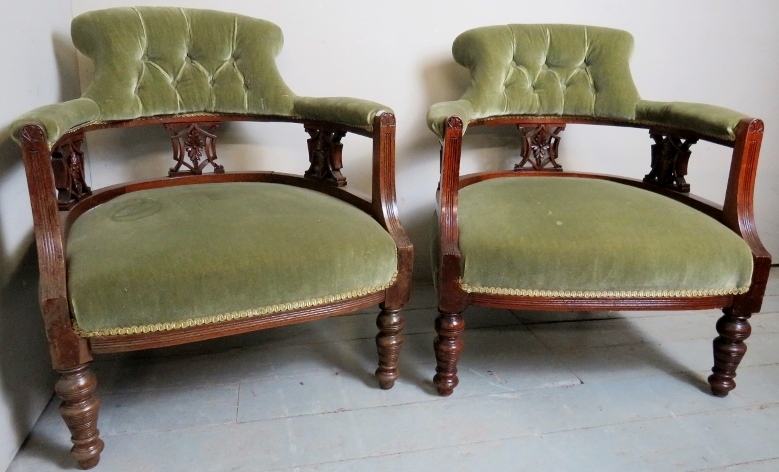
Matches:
[258,403,779,472]
[688,456,779,472]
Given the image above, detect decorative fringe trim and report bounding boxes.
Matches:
[459,280,751,298]
[75,273,397,338]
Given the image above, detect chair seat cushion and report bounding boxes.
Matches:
[458,177,753,297]
[67,182,398,336]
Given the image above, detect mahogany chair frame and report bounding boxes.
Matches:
[19,112,412,468]
[433,114,770,397]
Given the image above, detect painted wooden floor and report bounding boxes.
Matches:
[8,268,779,471]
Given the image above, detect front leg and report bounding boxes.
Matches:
[55,364,104,469]
[375,305,404,389]
[433,311,465,396]
[708,308,752,397]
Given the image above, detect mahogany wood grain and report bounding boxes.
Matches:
[21,125,92,371]
[468,294,735,312]
[709,308,752,397]
[433,311,465,396]
[436,117,469,314]
[375,305,404,389]
[55,364,104,469]
[88,292,385,354]
[372,113,414,308]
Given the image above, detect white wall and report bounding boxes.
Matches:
[70,0,779,279]
[0,0,81,469]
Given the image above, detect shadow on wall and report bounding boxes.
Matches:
[0,243,56,464]
[398,57,524,281]
[0,31,82,466]
[0,127,58,467]
[53,31,82,107]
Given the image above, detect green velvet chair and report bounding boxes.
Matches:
[12,7,412,469]
[428,24,769,397]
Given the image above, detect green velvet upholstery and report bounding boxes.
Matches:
[636,101,748,142]
[457,177,752,297]
[12,7,391,146]
[73,7,296,120]
[67,183,398,336]
[427,24,746,141]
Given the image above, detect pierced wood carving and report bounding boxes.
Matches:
[514,124,566,172]
[51,134,91,210]
[165,123,224,177]
[304,127,347,187]
[643,132,698,193]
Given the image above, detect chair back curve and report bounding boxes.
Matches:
[72,6,297,121]
[453,24,640,120]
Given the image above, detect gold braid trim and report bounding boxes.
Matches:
[75,272,397,338]
[459,280,751,298]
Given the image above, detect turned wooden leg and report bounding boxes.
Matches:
[375,306,404,389]
[708,308,752,397]
[55,364,104,469]
[433,311,464,396]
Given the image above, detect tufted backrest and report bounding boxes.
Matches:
[72,7,297,121]
[453,24,640,120]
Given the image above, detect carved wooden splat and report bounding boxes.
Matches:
[165,123,224,177]
[514,124,566,172]
[304,127,347,187]
[643,132,698,193]
[50,133,91,210]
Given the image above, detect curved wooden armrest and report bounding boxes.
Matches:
[19,124,90,369]
[370,113,413,305]
[435,116,468,311]
[723,118,772,311]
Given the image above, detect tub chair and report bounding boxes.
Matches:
[427,24,769,397]
[12,7,412,468]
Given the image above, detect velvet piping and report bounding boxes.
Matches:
[459,281,749,298]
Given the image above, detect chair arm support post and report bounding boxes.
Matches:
[20,125,92,370]
[371,112,413,307]
[437,117,468,313]
[724,118,771,313]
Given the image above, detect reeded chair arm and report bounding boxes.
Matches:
[11,98,100,147]
[636,100,749,143]
[433,116,469,311]
[293,96,392,133]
